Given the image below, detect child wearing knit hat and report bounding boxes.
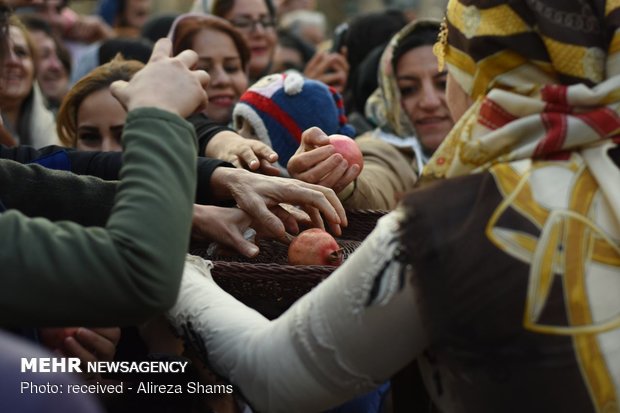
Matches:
[233,72,355,176]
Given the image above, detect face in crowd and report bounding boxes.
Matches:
[120,0,152,31]
[57,59,143,152]
[28,29,69,104]
[395,44,453,153]
[76,86,125,152]
[0,24,34,108]
[191,27,248,124]
[223,0,277,79]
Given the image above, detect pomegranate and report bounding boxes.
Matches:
[329,134,364,172]
[287,228,343,266]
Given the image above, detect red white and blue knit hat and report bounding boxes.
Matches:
[233,72,355,169]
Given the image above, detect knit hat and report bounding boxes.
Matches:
[233,72,355,169]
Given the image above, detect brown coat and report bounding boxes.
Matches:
[339,133,419,210]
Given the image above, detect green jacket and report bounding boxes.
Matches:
[0,108,197,326]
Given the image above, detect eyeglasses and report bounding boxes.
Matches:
[229,16,276,32]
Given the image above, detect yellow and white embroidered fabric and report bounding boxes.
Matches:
[425,1,620,410]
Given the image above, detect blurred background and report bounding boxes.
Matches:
[71,0,449,31]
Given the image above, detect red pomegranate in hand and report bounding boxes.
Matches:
[288,228,343,266]
[329,134,364,172]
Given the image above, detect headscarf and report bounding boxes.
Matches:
[423,3,620,410]
[426,0,620,180]
[365,20,442,173]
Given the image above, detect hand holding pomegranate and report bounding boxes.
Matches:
[288,127,363,194]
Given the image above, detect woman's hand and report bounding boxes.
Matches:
[288,127,361,194]
[209,166,347,238]
[205,131,280,176]
[303,51,349,94]
[191,205,258,257]
[40,327,121,383]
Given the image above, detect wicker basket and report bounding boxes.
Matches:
[190,210,387,318]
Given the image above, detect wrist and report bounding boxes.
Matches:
[211,167,237,201]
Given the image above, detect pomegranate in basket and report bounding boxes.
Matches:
[288,228,343,266]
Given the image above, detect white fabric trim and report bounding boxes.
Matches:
[372,129,427,175]
[168,211,427,412]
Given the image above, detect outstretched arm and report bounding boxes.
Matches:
[0,39,208,326]
[169,211,427,412]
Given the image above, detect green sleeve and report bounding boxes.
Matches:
[0,108,197,326]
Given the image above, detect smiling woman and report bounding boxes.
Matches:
[0,16,58,148]
[201,0,277,82]
[287,20,449,210]
[56,56,144,150]
[169,13,250,125]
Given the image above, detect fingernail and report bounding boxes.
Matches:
[247,245,259,257]
[249,159,259,167]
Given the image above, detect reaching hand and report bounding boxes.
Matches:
[205,131,280,176]
[191,205,258,258]
[40,327,121,383]
[304,51,349,94]
[288,127,361,194]
[110,38,210,118]
[209,167,347,239]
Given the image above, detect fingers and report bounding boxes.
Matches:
[109,80,129,107]
[290,152,343,184]
[301,127,330,149]
[90,327,121,347]
[268,204,300,235]
[301,205,325,231]
[332,164,360,194]
[251,141,278,163]
[148,38,173,63]
[238,193,287,240]
[286,181,346,231]
[288,146,335,176]
[280,204,313,228]
[317,72,347,88]
[227,139,278,171]
[72,328,117,361]
[318,157,349,189]
[236,145,260,170]
[62,337,97,364]
[173,48,199,69]
[225,230,259,258]
[259,159,282,176]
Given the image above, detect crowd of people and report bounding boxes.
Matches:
[1,0,619,412]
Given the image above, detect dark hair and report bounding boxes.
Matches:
[342,9,407,113]
[141,13,179,43]
[17,13,52,36]
[344,9,408,73]
[277,28,315,64]
[212,0,275,18]
[391,22,440,73]
[352,44,385,114]
[98,37,153,65]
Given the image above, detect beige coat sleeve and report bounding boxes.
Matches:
[339,135,418,210]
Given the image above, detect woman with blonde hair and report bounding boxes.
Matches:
[0,15,57,148]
